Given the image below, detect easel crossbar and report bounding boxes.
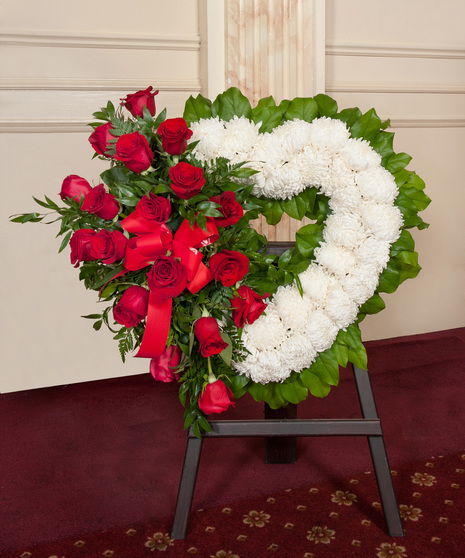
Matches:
[195,419,382,438]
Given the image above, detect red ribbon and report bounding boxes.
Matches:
[120,212,219,358]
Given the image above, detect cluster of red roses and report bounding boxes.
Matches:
[59,86,268,416]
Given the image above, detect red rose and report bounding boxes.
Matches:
[81,184,120,221]
[209,250,249,287]
[120,86,159,118]
[169,162,205,200]
[114,132,154,173]
[90,229,127,264]
[198,379,235,414]
[194,317,229,357]
[59,175,92,202]
[210,191,244,227]
[113,285,150,328]
[147,255,187,299]
[157,118,193,155]
[69,228,97,268]
[231,285,268,328]
[89,122,115,156]
[150,345,182,383]
[138,193,171,223]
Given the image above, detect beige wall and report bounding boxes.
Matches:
[1,0,464,392]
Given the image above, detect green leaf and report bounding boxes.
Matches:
[371,130,395,163]
[10,213,43,223]
[183,94,212,125]
[314,94,338,117]
[337,324,367,370]
[276,381,308,405]
[308,349,340,386]
[385,152,413,174]
[252,95,277,113]
[211,87,252,121]
[299,369,332,397]
[335,107,362,128]
[358,293,386,316]
[281,194,308,220]
[295,223,322,257]
[252,106,283,133]
[219,332,233,367]
[262,200,284,225]
[58,230,72,253]
[390,229,415,255]
[350,108,382,141]
[100,166,130,188]
[284,97,318,123]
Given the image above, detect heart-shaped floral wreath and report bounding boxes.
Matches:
[12,87,430,435]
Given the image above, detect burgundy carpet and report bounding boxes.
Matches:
[1,328,464,555]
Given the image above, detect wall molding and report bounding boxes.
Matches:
[0,78,201,92]
[0,31,200,51]
[326,81,465,94]
[326,43,465,60]
[389,117,465,128]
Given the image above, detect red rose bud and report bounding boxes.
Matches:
[59,175,92,202]
[81,184,120,221]
[69,229,97,268]
[169,161,205,200]
[231,285,268,328]
[147,255,187,300]
[114,132,154,173]
[157,118,193,155]
[198,379,235,414]
[90,229,127,264]
[209,250,249,287]
[138,193,171,223]
[150,345,182,383]
[120,86,159,117]
[194,317,229,358]
[88,122,115,156]
[210,191,244,227]
[113,285,150,328]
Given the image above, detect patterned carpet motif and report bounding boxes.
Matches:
[5,452,464,558]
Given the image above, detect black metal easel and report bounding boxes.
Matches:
[170,363,404,540]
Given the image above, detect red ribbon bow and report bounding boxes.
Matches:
[120,212,219,358]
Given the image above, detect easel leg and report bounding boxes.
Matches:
[352,365,404,537]
[171,430,203,540]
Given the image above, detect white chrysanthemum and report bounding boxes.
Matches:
[360,200,403,243]
[292,145,333,187]
[323,212,367,248]
[298,264,335,304]
[236,349,290,384]
[314,243,357,278]
[341,138,382,171]
[271,285,314,332]
[306,310,339,352]
[308,117,351,151]
[242,308,287,352]
[260,162,306,199]
[355,236,391,273]
[279,334,317,372]
[328,182,363,213]
[319,158,357,197]
[356,167,399,204]
[251,133,288,167]
[189,117,226,160]
[221,116,261,161]
[342,265,380,304]
[325,284,359,329]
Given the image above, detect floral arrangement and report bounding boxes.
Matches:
[11,86,430,435]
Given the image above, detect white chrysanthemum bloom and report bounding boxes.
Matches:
[341,138,382,172]
[323,212,367,249]
[360,200,403,243]
[319,158,357,197]
[251,133,288,167]
[221,116,261,161]
[293,145,333,187]
[279,334,317,373]
[271,285,315,332]
[314,243,357,278]
[260,162,306,199]
[325,284,359,329]
[299,263,335,304]
[356,167,399,204]
[236,349,289,384]
[272,119,314,155]
[189,117,226,161]
[241,308,287,352]
[342,265,380,304]
[308,117,351,151]
[306,310,339,352]
[328,182,363,213]
[355,236,391,273]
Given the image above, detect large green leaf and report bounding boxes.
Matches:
[314,94,338,117]
[211,87,252,121]
[299,369,332,397]
[284,97,318,123]
[183,94,212,125]
[350,108,382,141]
